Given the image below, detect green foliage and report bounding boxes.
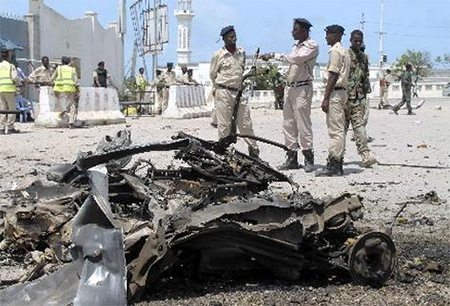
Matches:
[118,76,137,101]
[391,50,432,83]
[435,54,450,69]
[244,63,284,90]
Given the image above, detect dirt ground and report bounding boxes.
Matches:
[0,103,449,305]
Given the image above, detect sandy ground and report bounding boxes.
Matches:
[0,101,449,305]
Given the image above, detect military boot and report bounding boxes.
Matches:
[278,150,300,170]
[361,151,378,168]
[248,146,260,159]
[302,149,314,173]
[315,157,343,177]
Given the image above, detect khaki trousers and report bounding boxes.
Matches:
[0,92,16,129]
[161,87,169,112]
[215,88,258,150]
[56,92,77,125]
[283,85,313,151]
[380,88,388,105]
[326,90,347,159]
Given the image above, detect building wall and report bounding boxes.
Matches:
[0,15,29,68]
[28,1,124,87]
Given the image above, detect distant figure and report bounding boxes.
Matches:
[315,25,350,177]
[181,69,199,86]
[346,29,377,168]
[161,62,176,112]
[392,63,414,115]
[260,17,319,172]
[378,69,393,109]
[0,50,19,134]
[51,56,79,128]
[28,56,54,87]
[136,67,148,103]
[151,69,166,114]
[93,61,116,88]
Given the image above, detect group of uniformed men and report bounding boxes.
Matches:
[136,62,200,115]
[209,19,380,176]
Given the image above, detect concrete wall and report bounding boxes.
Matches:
[0,15,29,69]
[27,0,124,88]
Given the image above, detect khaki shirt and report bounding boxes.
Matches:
[28,66,54,84]
[324,42,350,88]
[274,38,318,83]
[181,74,199,86]
[162,70,177,86]
[209,46,245,89]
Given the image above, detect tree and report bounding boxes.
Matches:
[435,53,450,69]
[391,50,433,90]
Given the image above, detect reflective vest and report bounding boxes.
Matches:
[0,61,16,93]
[136,74,148,91]
[53,65,76,92]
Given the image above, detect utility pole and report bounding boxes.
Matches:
[360,13,366,30]
[378,0,386,77]
[152,0,158,80]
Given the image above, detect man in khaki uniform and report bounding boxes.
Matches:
[316,25,350,177]
[0,50,19,134]
[209,25,259,158]
[260,18,319,172]
[161,62,176,112]
[151,69,165,114]
[378,69,392,109]
[50,56,79,128]
[181,69,199,86]
[28,56,54,87]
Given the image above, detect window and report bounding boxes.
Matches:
[425,85,433,91]
[392,85,400,91]
[436,85,443,90]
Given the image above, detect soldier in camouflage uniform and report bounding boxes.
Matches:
[346,30,377,168]
[392,63,414,115]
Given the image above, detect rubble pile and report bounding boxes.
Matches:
[0,130,396,305]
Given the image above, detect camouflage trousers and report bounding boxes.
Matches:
[393,89,412,112]
[346,99,370,155]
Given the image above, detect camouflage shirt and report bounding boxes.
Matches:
[399,70,413,91]
[347,48,371,101]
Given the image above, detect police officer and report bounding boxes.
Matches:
[0,50,19,134]
[316,25,350,177]
[378,69,392,109]
[161,62,176,112]
[346,30,377,168]
[51,56,79,128]
[392,63,414,115]
[151,69,165,114]
[209,25,259,158]
[260,18,319,172]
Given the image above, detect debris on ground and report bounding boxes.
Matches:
[0,130,397,305]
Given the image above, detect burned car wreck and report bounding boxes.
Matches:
[0,130,396,305]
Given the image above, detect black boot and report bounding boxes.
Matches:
[302,149,314,173]
[248,146,260,159]
[278,150,300,170]
[315,157,343,177]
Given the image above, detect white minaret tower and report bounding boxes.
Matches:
[175,0,194,65]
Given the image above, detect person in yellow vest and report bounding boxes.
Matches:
[0,50,19,134]
[50,56,79,128]
[135,67,149,114]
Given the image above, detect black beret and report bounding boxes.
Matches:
[325,24,345,34]
[167,62,173,66]
[293,18,312,28]
[61,56,71,64]
[98,61,105,66]
[220,25,235,37]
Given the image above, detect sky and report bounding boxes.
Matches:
[1,0,450,75]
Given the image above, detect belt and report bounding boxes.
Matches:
[217,84,239,92]
[287,80,311,87]
[334,86,346,91]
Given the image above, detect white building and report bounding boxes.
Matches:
[174,0,194,65]
[25,0,125,87]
